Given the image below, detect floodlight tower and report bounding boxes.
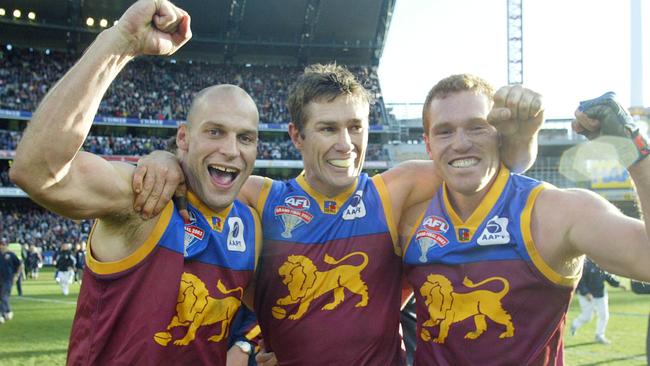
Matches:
[507,0,523,85]
[630,0,643,109]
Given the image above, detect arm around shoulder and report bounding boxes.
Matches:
[381,160,442,220]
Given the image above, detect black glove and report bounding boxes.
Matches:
[578,92,649,166]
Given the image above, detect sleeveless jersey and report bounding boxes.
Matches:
[254,173,403,365]
[403,167,578,366]
[67,192,261,366]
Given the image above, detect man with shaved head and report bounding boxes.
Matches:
[10,1,262,365]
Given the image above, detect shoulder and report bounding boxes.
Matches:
[536,186,613,215]
[240,175,273,208]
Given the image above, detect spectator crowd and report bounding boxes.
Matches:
[1,47,385,125]
[0,203,92,252]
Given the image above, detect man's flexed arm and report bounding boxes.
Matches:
[10,0,191,219]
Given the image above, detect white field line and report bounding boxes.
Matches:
[13,296,77,305]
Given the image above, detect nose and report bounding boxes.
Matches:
[218,133,239,159]
[451,129,472,152]
[334,128,353,152]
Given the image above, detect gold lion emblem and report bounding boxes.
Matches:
[419,274,514,344]
[273,252,369,320]
[153,272,243,347]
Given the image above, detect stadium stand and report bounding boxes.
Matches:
[1,47,383,125]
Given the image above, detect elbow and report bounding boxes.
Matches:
[9,162,30,191]
[9,159,47,198]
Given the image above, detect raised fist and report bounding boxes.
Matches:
[114,0,192,56]
[488,84,544,139]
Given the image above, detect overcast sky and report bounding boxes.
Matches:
[378,0,645,119]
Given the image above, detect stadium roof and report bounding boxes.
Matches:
[0,0,395,65]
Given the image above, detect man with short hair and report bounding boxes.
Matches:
[400,74,650,364]
[54,243,76,296]
[10,1,262,364]
[570,257,625,344]
[140,65,542,364]
[0,238,21,323]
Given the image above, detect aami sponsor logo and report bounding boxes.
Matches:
[422,215,449,233]
[342,191,366,220]
[227,217,246,252]
[477,215,510,246]
[284,196,310,210]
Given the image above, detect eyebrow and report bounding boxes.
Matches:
[433,117,487,127]
[203,121,258,135]
[314,118,365,126]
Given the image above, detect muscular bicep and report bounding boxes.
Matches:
[554,189,650,280]
[29,151,136,220]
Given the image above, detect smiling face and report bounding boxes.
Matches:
[424,90,500,196]
[177,85,259,210]
[289,94,369,197]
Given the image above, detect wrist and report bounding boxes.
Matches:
[234,340,253,356]
[100,27,141,59]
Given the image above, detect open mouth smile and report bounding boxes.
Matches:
[208,164,240,186]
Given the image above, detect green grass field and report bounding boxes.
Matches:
[0,268,648,365]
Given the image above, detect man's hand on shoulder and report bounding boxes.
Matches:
[133,150,186,220]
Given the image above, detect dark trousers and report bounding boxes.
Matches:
[0,279,12,315]
[15,273,22,296]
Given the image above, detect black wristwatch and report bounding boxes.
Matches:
[234,340,253,355]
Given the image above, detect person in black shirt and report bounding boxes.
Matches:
[54,243,76,296]
[74,241,86,283]
[25,244,43,280]
[0,238,22,323]
[570,258,626,344]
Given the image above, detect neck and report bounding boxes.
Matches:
[445,165,503,221]
[446,189,488,222]
[302,172,356,198]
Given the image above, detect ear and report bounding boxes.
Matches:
[288,122,303,150]
[177,124,190,152]
[423,132,434,160]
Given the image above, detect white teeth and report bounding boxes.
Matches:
[450,158,478,168]
[210,165,238,173]
[329,159,353,168]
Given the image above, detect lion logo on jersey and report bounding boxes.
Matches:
[419,274,514,344]
[272,252,369,320]
[153,273,243,347]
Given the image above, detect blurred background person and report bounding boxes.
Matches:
[54,243,76,296]
[570,257,626,344]
[26,244,43,280]
[0,237,22,323]
[74,241,86,283]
